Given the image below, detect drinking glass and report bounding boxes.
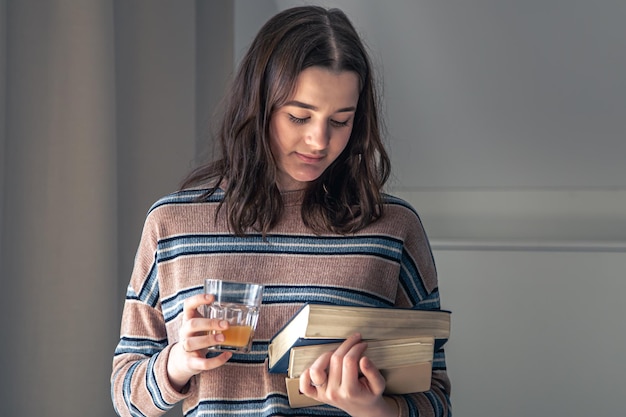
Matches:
[204,279,264,353]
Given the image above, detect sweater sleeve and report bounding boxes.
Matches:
[388,207,452,417]
[110,214,192,417]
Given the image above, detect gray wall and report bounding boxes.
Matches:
[0,1,233,416]
[0,0,5,259]
[2,2,120,415]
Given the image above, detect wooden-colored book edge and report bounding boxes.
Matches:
[287,336,435,378]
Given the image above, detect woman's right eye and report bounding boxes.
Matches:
[288,114,309,124]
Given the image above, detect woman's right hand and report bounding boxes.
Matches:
[167,293,233,392]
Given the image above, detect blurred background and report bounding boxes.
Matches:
[1,1,625,416]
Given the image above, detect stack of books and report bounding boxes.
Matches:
[267,303,451,408]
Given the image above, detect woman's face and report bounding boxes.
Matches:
[269,66,360,191]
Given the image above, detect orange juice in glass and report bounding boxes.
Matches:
[204,279,264,353]
[221,324,254,347]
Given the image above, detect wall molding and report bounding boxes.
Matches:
[430,239,626,253]
[391,188,626,246]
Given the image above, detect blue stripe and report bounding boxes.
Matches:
[138,257,160,307]
[125,284,139,300]
[161,285,394,324]
[150,190,413,217]
[188,394,349,417]
[415,288,441,310]
[162,286,204,323]
[202,342,270,365]
[150,190,415,217]
[384,194,439,275]
[125,261,159,309]
[156,234,403,264]
[445,388,453,415]
[226,343,269,364]
[423,388,445,416]
[433,349,448,370]
[261,285,393,308]
[114,336,168,357]
[406,397,419,417]
[146,353,172,411]
[148,189,224,214]
[382,193,417,213]
[123,361,147,417]
[111,368,122,416]
[399,249,429,304]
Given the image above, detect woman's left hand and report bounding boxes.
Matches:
[298,333,399,417]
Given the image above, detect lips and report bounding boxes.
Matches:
[296,153,325,163]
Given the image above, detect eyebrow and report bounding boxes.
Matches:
[284,100,356,113]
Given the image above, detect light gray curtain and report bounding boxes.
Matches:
[0,1,233,416]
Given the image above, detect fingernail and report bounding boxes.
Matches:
[219,320,229,329]
[216,333,225,342]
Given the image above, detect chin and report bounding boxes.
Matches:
[293,174,323,184]
[287,169,322,183]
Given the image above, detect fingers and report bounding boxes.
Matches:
[326,333,366,389]
[180,324,226,353]
[183,316,229,338]
[300,332,389,414]
[180,314,229,349]
[180,293,230,354]
[300,334,366,397]
[309,350,333,385]
[183,293,214,320]
[167,339,232,391]
[299,368,318,395]
[299,338,338,396]
[298,347,331,396]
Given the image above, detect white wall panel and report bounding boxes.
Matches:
[435,248,626,416]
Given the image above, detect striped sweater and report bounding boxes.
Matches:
[111,187,452,417]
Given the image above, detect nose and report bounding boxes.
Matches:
[304,121,331,150]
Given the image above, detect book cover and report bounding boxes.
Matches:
[268,303,450,373]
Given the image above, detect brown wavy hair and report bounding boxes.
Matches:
[181,6,390,236]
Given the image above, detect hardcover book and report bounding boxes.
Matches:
[268,303,451,374]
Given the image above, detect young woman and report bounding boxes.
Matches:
[111,6,451,417]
